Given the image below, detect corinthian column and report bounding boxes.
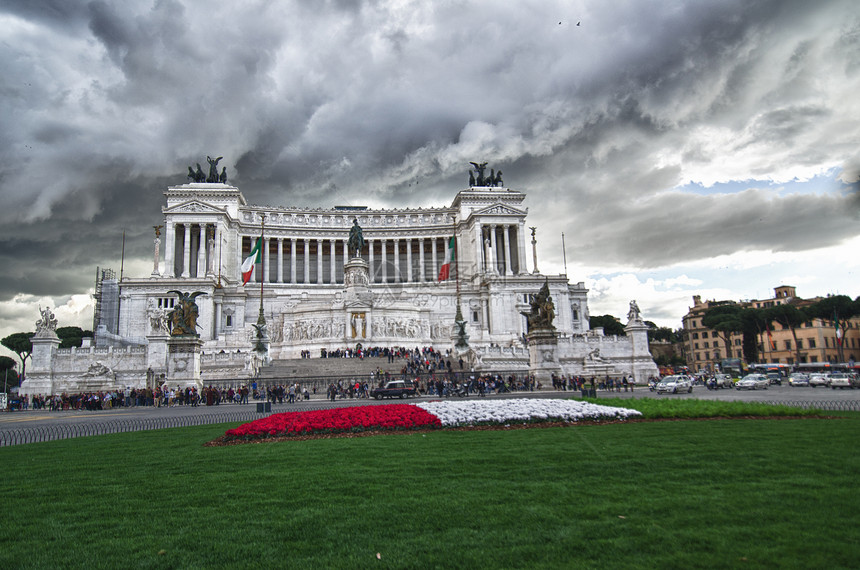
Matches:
[381,240,388,283]
[317,239,323,285]
[290,238,297,284]
[303,238,310,284]
[406,238,413,282]
[330,239,336,284]
[277,238,284,283]
[181,223,191,278]
[393,239,400,283]
[418,238,425,282]
[503,224,512,276]
[368,239,375,282]
[197,224,206,278]
[489,224,498,274]
[152,226,162,277]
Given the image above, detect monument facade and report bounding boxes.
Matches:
[19,165,657,395]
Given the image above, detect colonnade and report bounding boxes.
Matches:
[240,235,451,285]
[477,223,526,276]
[164,220,528,284]
[165,222,217,279]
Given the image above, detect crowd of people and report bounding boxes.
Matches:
[4,345,655,411]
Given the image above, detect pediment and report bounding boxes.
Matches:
[471,203,527,217]
[164,200,227,215]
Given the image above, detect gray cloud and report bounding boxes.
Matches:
[1,0,859,333]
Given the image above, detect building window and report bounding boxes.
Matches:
[785,340,791,350]
[808,339,816,349]
[702,331,708,338]
[693,332,699,339]
[157,297,176,309]
[225,315,232,328]
[694,343,699,350]
[796,339,803,349]
[472,311,479,323]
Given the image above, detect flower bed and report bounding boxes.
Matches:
[219,399,642,444]
[416,398,642,426]
[224,404,442,441]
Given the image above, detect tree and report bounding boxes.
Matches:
[646,323,681,343]
[1,332,34,382]
[0,356,19,389]
[56,326,94,349]
[739,307,769,363]
[764,302,811,364]
[589,315,626,336]
[702,304,744,361]
[805,295,860,363]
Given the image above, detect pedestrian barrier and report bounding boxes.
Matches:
[0,408,310,447]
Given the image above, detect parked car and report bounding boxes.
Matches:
[655,375,693,394]
[766,372,782,385]
[788,373,810,387]
[828,373,856,390]
[809,374,830,388]
[371,380,419,399]
[736,374,769,390]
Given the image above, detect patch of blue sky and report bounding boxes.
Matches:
[673,167,845,197]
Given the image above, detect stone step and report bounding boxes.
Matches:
[259,356,415,379]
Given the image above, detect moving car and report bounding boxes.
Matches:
[655,375,693,394]
[371,380,419,399]
[713,374,734,389]
[736,374,769,390]
[809,374,830,388]
[788,373,810,387]
[828,373,858,389]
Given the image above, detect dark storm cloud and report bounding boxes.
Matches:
[1,0,859,336]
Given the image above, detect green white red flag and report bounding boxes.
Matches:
[241,237,262,285]
[438,236,455,281]
[835,311,843,346]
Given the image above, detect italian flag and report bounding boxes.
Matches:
[241,237,262,285]
[835,311,843,346]
[438,236,455,281]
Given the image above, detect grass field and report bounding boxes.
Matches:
[0,405,858,569]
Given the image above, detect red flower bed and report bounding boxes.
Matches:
[224,404,442,441]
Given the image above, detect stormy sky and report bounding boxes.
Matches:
[1,0,859,350]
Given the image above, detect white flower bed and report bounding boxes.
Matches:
[416,398,642,427]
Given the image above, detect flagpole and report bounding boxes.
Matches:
[561,232,567,276]
[452,214,460,303]
[120,231,126,282]
[258,213,266,326]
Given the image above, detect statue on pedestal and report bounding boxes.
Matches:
[206,156,223,183]
[523,279,556,331]
[166,291,206,336]
[35,306,58,338]
[187,164,206,183]
[627,300,642,322]
[347,218,365,258]
[467,162,504,187]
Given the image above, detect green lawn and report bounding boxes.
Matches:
[1,414,858,569]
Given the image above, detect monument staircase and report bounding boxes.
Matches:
[259,356,405,381]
